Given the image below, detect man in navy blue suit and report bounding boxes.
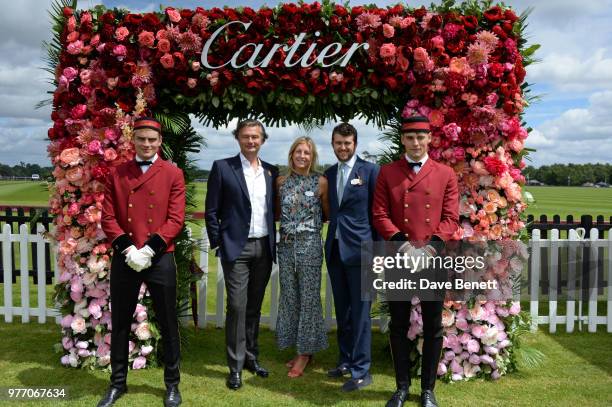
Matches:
[205,119,278,390]
[324,123,379,391]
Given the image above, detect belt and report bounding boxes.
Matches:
[247,235,268,241]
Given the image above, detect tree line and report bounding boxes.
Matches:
[0,162,54,179]
[523,163,612,186]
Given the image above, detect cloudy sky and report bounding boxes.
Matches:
[2,0,611,169]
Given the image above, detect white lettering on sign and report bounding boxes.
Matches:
[201,20,369,69]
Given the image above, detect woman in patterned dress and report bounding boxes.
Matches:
[275,136,330,378]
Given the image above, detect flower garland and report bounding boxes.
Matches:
[48,1,535,378]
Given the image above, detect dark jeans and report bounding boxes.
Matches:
[221,237,272,373]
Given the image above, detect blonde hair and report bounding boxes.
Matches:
[287,136,319,175]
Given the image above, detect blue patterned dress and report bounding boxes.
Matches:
[276,173,328,354]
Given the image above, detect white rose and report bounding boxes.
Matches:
[71,316,87,334]
[135,322,151,341]
[481,326,499,346]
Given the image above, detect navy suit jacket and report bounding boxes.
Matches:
[324,156,380,266]
[205,154,278,263]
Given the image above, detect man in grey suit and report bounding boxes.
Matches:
[205,119,278,390]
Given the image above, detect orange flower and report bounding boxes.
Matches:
[485,189,500,203]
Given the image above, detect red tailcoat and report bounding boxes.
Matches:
[102,158,185,253]
[372,157,459,243]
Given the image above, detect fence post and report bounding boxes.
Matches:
[549,229,559,333]
[2,224,13,322]
[588,228,599,332]
[529,229,541,332]
[608,228,612,333]
[197,228,209,329]
[19,224,30,323]
[566,229,578,333]
[35,224,47,323]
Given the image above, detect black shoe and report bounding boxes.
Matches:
[245,360,269,378]
[164,385,182,407]
[386,388,408,407]
[421,390,439,407]
[341,374,372,392]
[327,365,350,378]
[226,372,242,390]
[97,386,127,407]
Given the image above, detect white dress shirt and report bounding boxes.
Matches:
[240,153,268,238]
[335,154,357,238]
[136,153,158,173]
[404,153,428,174]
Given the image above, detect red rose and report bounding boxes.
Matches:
[383,76,398,90]
[63,7,73,17]
[180,9,194,19]
[502,100,515,114]
[138,31,155,47]
[502,21,514,34]
[100,11,115,25]
[492,25,508,40]
[429,14,443,29]
[142,13,161,27]
[91,165,110,180]
[413,7,427,19]
[124,14,143,25]
[158,38,171,53]
[504,9,519,23]
[484,6,503,22]
[335,5,349,17]
[462,15,478,30]
[483,156,507,176]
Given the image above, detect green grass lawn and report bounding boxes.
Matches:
[0,321,610,406]
[524,186,612,219]
[2,181,612,219]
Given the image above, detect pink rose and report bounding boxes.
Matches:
[67,40,83,55]
[133,356,147,369]
[140,345,154,356]
[443,350,455,361]
[491,369,501,380]
[70,104,87,119]
[158,38,171,53]
[509,301,521,315]
[107,77,118,89]
[160,53,174,69]
[466,339,480,353]
[187,78,197,88]
[441,309,455,327]
[63,67,78,81]
[468,354,481,365]
[138,31,155,47]
[191,61,201,71]
[379,43,396,59]
[60,148,81,166]
[60,314,74,328]
[104,128,119,141]
[450,359,462,374]
[446,334,459,349]
[80,12,92,25]
[103,148,118,161]
[88,302,102,319]
[113,45,127,60]
[90,34,100,47]
[87,140,102,155]
[71,316,87,334]
[65,167,83,183]
[455,318,469,331]
[67,16,76,32]
[383,23,395,38]
[115,26,130,41]
[471,324,486,338]
[166,8,181,23]
[62,337,74,350]
[437,362,447,376]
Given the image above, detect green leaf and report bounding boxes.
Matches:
[211,96,220,108]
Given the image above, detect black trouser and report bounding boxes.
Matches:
[109,252,180,388]
[388,300,443,391]
[221,237,272,373]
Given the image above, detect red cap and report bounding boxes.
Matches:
[133,117,162,133]
[401,116,430,133]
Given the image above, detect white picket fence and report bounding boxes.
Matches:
[529,228,611,333]
[1,225,610,334]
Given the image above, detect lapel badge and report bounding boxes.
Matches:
[267,170,272,177]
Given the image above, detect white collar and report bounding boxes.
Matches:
[240,153,262,171]
[338,154,357,170]
[404,153,428,166]
[136,153,158,164]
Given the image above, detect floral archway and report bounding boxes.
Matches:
[47,0,537,381]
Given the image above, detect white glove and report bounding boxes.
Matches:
[122,245,137,256]
[125,245,154,272]
[398,241,415,255]
[410,246,436,273]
